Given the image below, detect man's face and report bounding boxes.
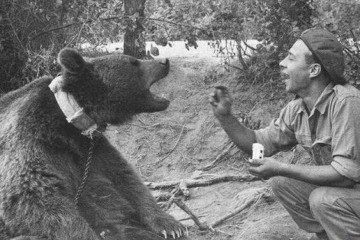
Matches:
[279,40,313,94]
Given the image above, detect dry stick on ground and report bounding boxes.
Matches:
[210,188,272,228]
[159,124,186,162]
[156,181,189,203]
[134,118,188,130]
[163,188,273,231]
[161,194,177,211]
[179,180,190,199]
[155,191,173,202]
[160,185,272,236]
[161,186,182,211]
[201,143,236,171]
[131,123,187,130]
[173,198,210,231]
[155,188,183,202]
[173,199,233,237]
[178,215,205,222]
[145,174,259,190]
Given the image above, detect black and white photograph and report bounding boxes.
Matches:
[1,1,360,239]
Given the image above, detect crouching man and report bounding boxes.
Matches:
[209,28,360,240]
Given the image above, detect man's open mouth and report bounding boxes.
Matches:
[280,72,289,82]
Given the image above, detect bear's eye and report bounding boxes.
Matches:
[129,58,139,66]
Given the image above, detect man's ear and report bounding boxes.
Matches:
[309,63,322,78]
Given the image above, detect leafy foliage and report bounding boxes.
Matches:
[0,0,63,91]
[0,0,125,92]
[1,0,360,92]
[313,0,360,84]
[145,0,315,89]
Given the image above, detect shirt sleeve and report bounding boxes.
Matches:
[254,103,298,157]
[330,96,360,182]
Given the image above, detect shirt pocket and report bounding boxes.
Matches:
[311,140,332,165]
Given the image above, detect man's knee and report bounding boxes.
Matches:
[269,176,291,197]
[309,187,333,217]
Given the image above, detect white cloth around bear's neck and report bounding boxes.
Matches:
[49,76,100,137]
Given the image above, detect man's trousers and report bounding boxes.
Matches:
[270,177,360,240]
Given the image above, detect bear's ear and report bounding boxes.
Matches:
[57,48,86,74]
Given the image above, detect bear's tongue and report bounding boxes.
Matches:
[151,93,170,105]
[158,93,169,100]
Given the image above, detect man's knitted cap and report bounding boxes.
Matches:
[300,28,345,84]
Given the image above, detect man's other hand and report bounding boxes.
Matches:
[248,157,284,179]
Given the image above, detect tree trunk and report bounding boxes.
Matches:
[123,0,146,59]
[237,40,248,71]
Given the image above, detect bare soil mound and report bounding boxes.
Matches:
[105,55,313,240]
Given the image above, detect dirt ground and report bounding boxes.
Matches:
[105,55,314,240]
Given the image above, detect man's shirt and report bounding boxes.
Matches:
[255,83,360,182]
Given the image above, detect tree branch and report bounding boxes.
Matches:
[242,40,257,51]
[29,16,123,41]
[223,62,243,71]
[147,17,206,32]
[145,174,259,190]
[210,188,272,228]
[173,198,209,231]
[30,16,210,42]
[159,124,186,162]
[155,180,190,202]
[350,29,360,54]
[201,143,236,171]
[344,45,360,62]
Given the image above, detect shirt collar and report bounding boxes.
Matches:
[313,82,335,115]
[298,82,335,116]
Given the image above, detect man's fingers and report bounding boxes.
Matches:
[210,101,217,107]
[248,166,260,176]
[215,85,229,95]
[209,87,233,116]
[209,86,232,103]
[248,159,263,176]
[215,88,230,101]
[249,158,264,165]
[210,86,231,102]
[208,94,218,107]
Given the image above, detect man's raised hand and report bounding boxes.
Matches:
[209,86,233,117]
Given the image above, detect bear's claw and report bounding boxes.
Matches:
[145,213,187,239]
[161,230,167,239]
[161,229,184,239]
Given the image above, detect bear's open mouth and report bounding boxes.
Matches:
[142,58,170,112]
[146,92,170,112]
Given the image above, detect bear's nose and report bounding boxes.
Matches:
[159,58,169,66]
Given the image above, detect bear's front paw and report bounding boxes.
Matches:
[145,214,187,239]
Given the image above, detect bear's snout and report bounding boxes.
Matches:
[155,58,170,79]
[142,58,170,89]
[159,58,169,66]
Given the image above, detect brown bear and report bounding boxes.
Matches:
[0,48,187,240]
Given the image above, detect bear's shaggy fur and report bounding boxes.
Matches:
[0,49,186,240]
